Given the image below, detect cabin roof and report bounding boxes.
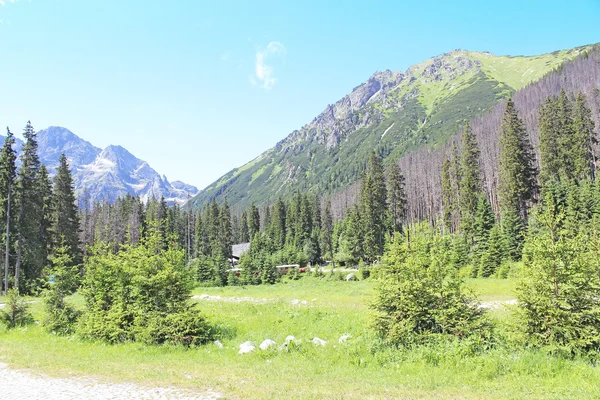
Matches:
[232,242,251,259]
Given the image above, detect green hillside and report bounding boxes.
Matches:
[189,45,591,210]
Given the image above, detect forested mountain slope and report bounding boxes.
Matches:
[189,44,593,211]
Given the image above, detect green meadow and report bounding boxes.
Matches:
[1,277,599,399]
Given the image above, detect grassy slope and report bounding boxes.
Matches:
[189,46,591,211]
[1,278,599,399]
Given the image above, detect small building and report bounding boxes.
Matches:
[231,242,251,263]
[275,264,301,274]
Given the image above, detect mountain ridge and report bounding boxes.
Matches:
[189,43,594,211]
[2,126,198,205]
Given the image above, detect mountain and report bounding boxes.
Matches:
[9,126,198,204]
[188,44,593,211]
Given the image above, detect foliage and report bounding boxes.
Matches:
[516,183,600,359]
[373,224,492,347]
[42,244,81,334]
[0,288,34,328]
[78,224,213,346]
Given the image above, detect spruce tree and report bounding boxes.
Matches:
[538,96,561,187]
[248,202,260,239]
[37,165,54,272]
[270,198,286,250]
[0,128,17,295]
[473,194,495,263]
[441,156,454,232]
[360,151,387,261]
[479,225,505,278]
[498,99,536,258]
[571,92,597,182]
[386,163,407,234]
[51,153,81,265]
[459,124,482,238]
[218,200,232,259]
[239,210,249,243]
[319,199,333,263]
[15,122,44,292]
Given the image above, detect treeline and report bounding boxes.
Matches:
[324,46,600,225]
[0,122,80,295]
[80,89,597,287]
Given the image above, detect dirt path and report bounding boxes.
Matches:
[0,363,223,400]
[479,299,518,309]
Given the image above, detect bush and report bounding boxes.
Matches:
[134,308,214,347]
[42,245,81,335]
[358,260,372,280]
[78,224,214,345]
[0,289,34,329]
[373,225,493,347]
[516,202,600,359]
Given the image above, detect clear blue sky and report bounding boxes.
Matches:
[1,0,599,189]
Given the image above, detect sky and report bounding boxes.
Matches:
[1,0,599,189]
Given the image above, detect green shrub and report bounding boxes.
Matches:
[0,289,34,329]
[134,308,213,347]
[358,260,371,280]
[78,224,214,345]
[515,184,600,359]
[373,225,493,347]
[42,245,81,335]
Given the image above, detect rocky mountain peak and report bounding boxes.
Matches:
[8,127,199,205]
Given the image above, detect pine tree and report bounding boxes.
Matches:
[459,124,482,238]
[473,194,495,262]
[441,156,454,232]
[239,210,249,243]
[319,199,333,263]
[218,200,232,259]
[386,163,407,234]
[37,165,54,272]
[478,225,505,278]
[556,90,576,181]
[360,151,387,261]
[498,99,537,249]
[516,183,600,356]
[0,128,17,294]
[51,153,81,266]
[15,122,45,292]
[248,202,260,239]
[207,200,220,256]
[538,96,562,187]
[270,198,286,250]
[571,92,597,182]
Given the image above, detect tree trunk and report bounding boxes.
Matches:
[14,200,23,292]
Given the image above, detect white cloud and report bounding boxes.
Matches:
[251,41,286,90]
[0,0,20,5]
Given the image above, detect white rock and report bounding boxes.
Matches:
[213,340,224,348]
[345,273,356,281]
[238,341,255,354]
[338,334,351,343]
[301,300,309,305]
[291,299,300,305]
[311,337,327,347]
[285,335,296,344]
[260,339,276,350]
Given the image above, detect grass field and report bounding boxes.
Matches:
[1,277,599,399]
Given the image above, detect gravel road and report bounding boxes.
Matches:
[0,363,223,400]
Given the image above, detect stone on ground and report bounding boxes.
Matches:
[238,341,255,354]
[260,339,276,350]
